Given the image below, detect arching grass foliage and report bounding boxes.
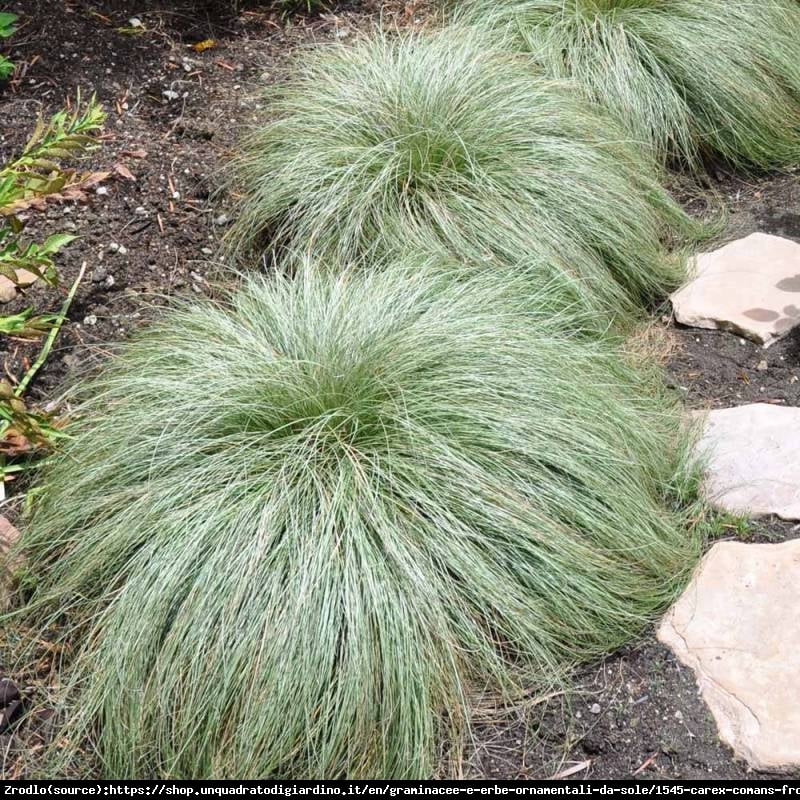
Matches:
[11,263,703,778]
[456,0,800,170]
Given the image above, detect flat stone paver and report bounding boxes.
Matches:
[671,233,800,347]
[697,403,800,520]
[659,540,800,772]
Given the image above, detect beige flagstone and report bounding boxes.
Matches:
[659,540,800,772]
[696,403,800,520]
[671,233,800,347]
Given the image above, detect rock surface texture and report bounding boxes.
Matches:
[671,233,800,347]
[697,403,800,519]
[659,540,800,772]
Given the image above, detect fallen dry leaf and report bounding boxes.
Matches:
[0,514,22,611]
[0,515,20,559]
[0,428,35,457]
[114,163,136,181]
[192,38,216,53]
[548,760,592,780]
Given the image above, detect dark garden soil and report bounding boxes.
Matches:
[0,0,799,782]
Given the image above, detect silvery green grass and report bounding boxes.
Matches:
[456,0,800,170]
[228,27,702,326]
[10,262,704,778]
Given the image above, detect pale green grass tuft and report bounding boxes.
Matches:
[456,0,800,169]
[228,26,701,325]
[10,263,703,779]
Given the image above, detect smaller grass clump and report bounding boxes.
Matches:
[9,263,704,779]
[456,0,800,170]
[228,27,701,325]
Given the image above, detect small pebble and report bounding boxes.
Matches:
[83,314,98,326]
[96,186,108,196]
[91,266,108,283]
[757,360,768,371]
[589,703,601,715]
[201,247,213,256]
[104,275,116,288]
[213,214,230,227]
[162,90,180,102]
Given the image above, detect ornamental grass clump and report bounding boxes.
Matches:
[228,27,700,324]
[457,0,800,170]
[11,263,702,779]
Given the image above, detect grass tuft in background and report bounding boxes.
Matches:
[456,0,800,170]
[227,27,704,326]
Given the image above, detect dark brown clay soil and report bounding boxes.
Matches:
[1,0,799,782]
[464,643,778,781]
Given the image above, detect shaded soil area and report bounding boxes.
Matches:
[0,0,798,782]
[465,642,776,781]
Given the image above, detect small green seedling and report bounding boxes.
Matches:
[0,12,16,81]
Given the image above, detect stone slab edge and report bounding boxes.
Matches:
[657,542,796,773]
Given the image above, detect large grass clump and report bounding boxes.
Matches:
[228,27,700,324]
[457,0,800,170]
[10,263,703,779]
